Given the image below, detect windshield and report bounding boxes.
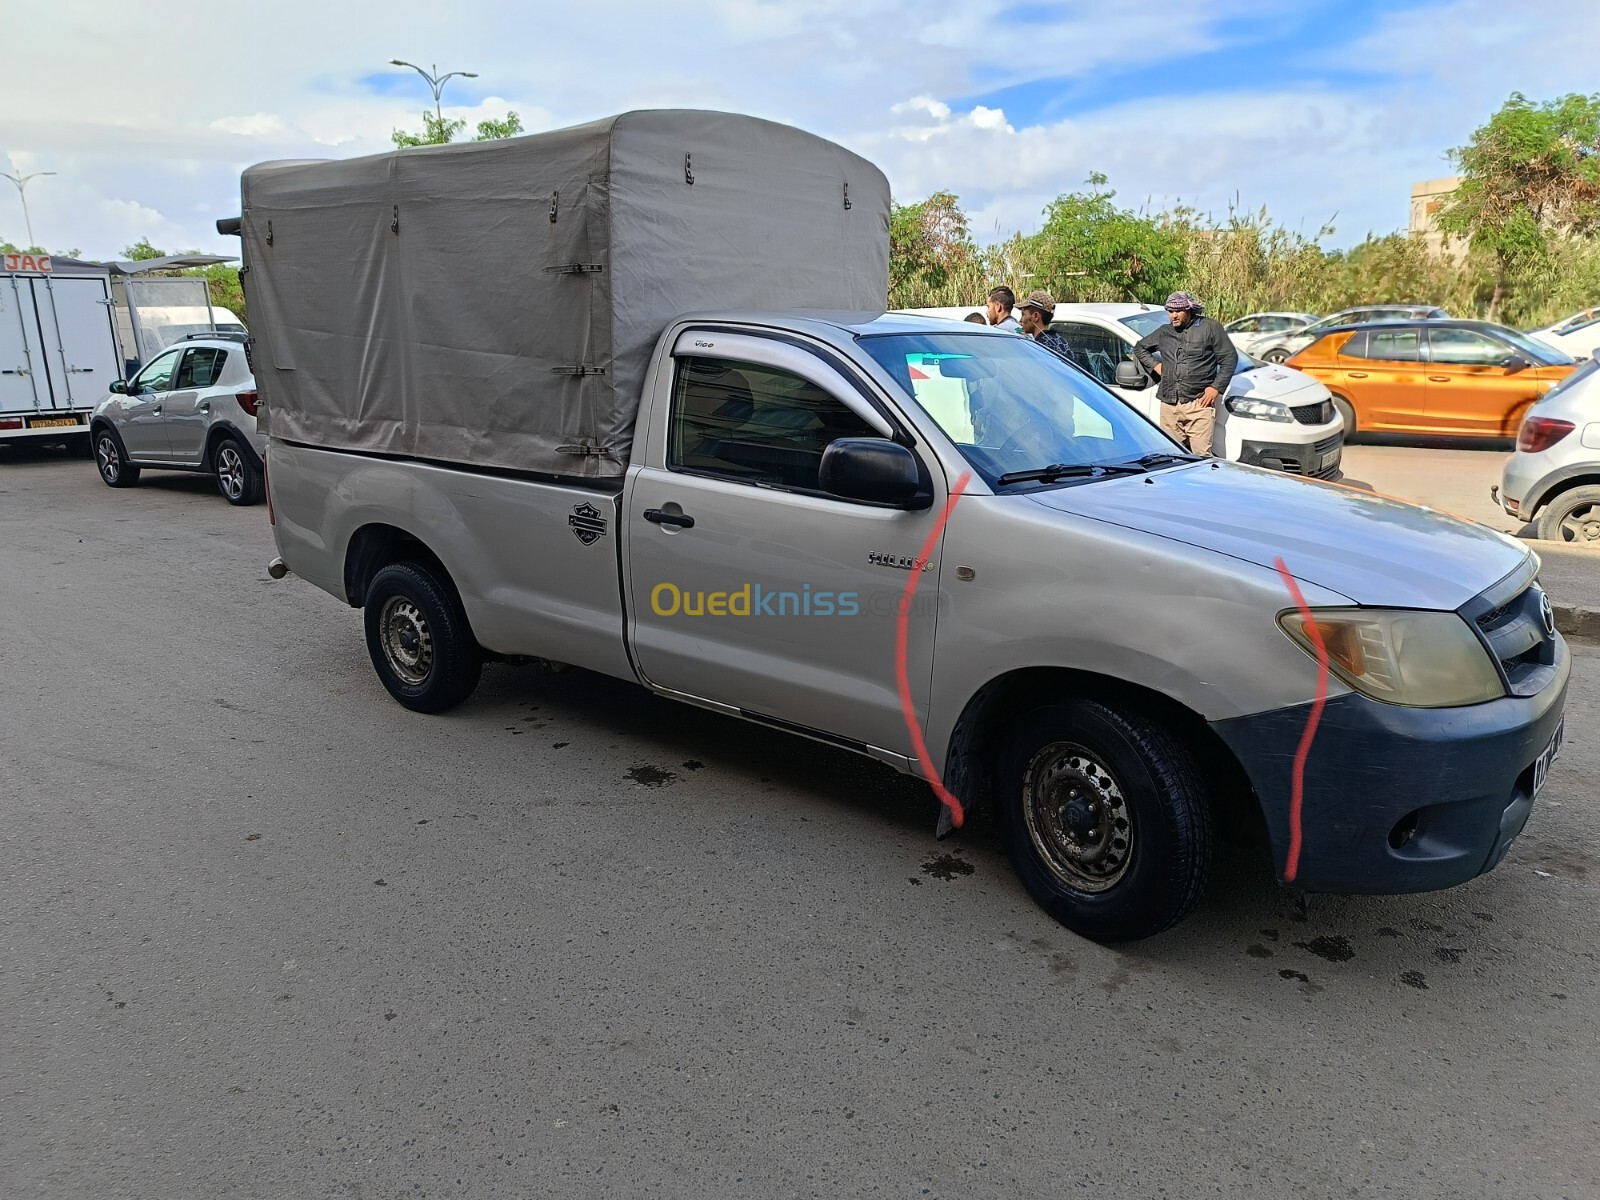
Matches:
[1496,327,1577,366]
[1118,311,1168,338]
[859,332,1177,488]
[1118,311,1255,375]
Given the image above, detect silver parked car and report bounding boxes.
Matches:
[1222,311,1319,357]
[90,333,265,505]
[1254,304,1450,363]
[1496,357,1600,543]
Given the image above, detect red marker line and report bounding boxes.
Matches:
[1273,556,1330,883]
[895,470,973,828]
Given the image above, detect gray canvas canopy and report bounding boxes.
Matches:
[239,110,891,478]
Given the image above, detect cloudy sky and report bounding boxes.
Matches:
[3,0,1596,261]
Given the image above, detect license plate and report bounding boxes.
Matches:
[1319,452,1341,473]
[1531,718,1564,801]
[28,416,79,429]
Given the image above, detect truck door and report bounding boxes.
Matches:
[624,332,950,760]
[36,274,121,407]
[1,274,47,415]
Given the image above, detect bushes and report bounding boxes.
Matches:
[886,184,1600,329]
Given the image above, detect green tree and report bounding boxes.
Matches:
[123,237,167,261]
[1438,91,1600,321]
[2,238,80,257]
[1029,174,1188,303]
[392,108,524,148]
[888,190,978,305]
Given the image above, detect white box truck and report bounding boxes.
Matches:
[0,255,123,448]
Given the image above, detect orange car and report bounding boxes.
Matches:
[1286,320,1579,437]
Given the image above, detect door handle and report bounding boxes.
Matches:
[197,402,210,412]
[1346,371,1368,378]
[150,405,162,414]
[643,508,695,529]
[1427,376,1450,382]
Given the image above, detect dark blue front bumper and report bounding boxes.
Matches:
[1211,643,1570,894]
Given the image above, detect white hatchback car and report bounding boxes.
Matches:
[89,333,266,505]
[1526,307,1600,361]
[895,304,1346,477]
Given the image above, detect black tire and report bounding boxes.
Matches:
[1263,347,1291,364]
[362,561,482,713]
[1331,394,1357,438]
[997,699,1214,942]
[212,434,264,506]
[93,426,140,487]
[1536,484,1600,545]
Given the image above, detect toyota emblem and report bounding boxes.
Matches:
[1538,589,1556,638]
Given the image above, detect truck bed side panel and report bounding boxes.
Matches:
[269,440,634,681]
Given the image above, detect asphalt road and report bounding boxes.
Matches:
[4,447,1598,1200]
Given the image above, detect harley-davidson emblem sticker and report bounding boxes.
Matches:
[569,502,607,546]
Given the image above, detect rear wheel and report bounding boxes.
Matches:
[94,427,140,487]
[212,435,264,506]
[998,698,1214,942]
[1537,484,1600,545]
[363,561,482,712]
[1263,347,1291,364]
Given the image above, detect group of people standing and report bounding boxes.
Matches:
[964,285,1237,457]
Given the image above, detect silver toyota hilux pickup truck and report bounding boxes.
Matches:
[238,112,1568,941]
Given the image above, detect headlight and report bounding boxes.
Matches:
[1226,395,1293,422]
[1278,608,1504,708]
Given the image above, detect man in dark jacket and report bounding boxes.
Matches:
[1132,291,1237,456]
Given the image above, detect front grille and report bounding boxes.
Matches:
[1291,400,1333,425]
[1477,603,1514,631]
[1464,580,1558,698]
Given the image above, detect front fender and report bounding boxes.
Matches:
[923,494,1350,768]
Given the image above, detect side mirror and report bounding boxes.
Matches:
[109,380,128,395]
[1114,360,1149,390]
[819,439,926,506]
[1502,354,1531,374]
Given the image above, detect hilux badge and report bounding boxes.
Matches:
[569,502,607,546]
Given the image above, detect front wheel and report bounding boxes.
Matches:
[363,561,482,712]
[94,428,140,487]
[1331,394,1357,438]
[998,699,1214,942]
[212,435,264,506]
[1537,484,1600,545]
[1263,347,1291,364]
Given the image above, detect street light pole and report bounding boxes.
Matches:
[1,170,55,250]
[389,60,478,125]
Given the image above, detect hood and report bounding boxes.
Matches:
[1225,363,1327,403]
[1026,462,1531,610]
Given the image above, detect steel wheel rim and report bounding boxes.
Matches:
[96,436,120,482]
[1021,741,1134,892]
[1558,502,1600,544]
[379,596,433,686]
[217,447,244,499]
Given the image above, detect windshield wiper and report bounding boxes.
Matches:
[1131,451,1203,468]
[995,462,1148,486]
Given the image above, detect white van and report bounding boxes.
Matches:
[898,303,1346,477]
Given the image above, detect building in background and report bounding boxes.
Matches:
[1410,176,1463,257]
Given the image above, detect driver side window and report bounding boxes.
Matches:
[133,348,182,394]
[669,355,881,493]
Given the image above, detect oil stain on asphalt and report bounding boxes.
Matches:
[920,852,975,880]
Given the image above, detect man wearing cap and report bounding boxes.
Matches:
[1132,291,1237,456]
[1017,290,1077,363]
